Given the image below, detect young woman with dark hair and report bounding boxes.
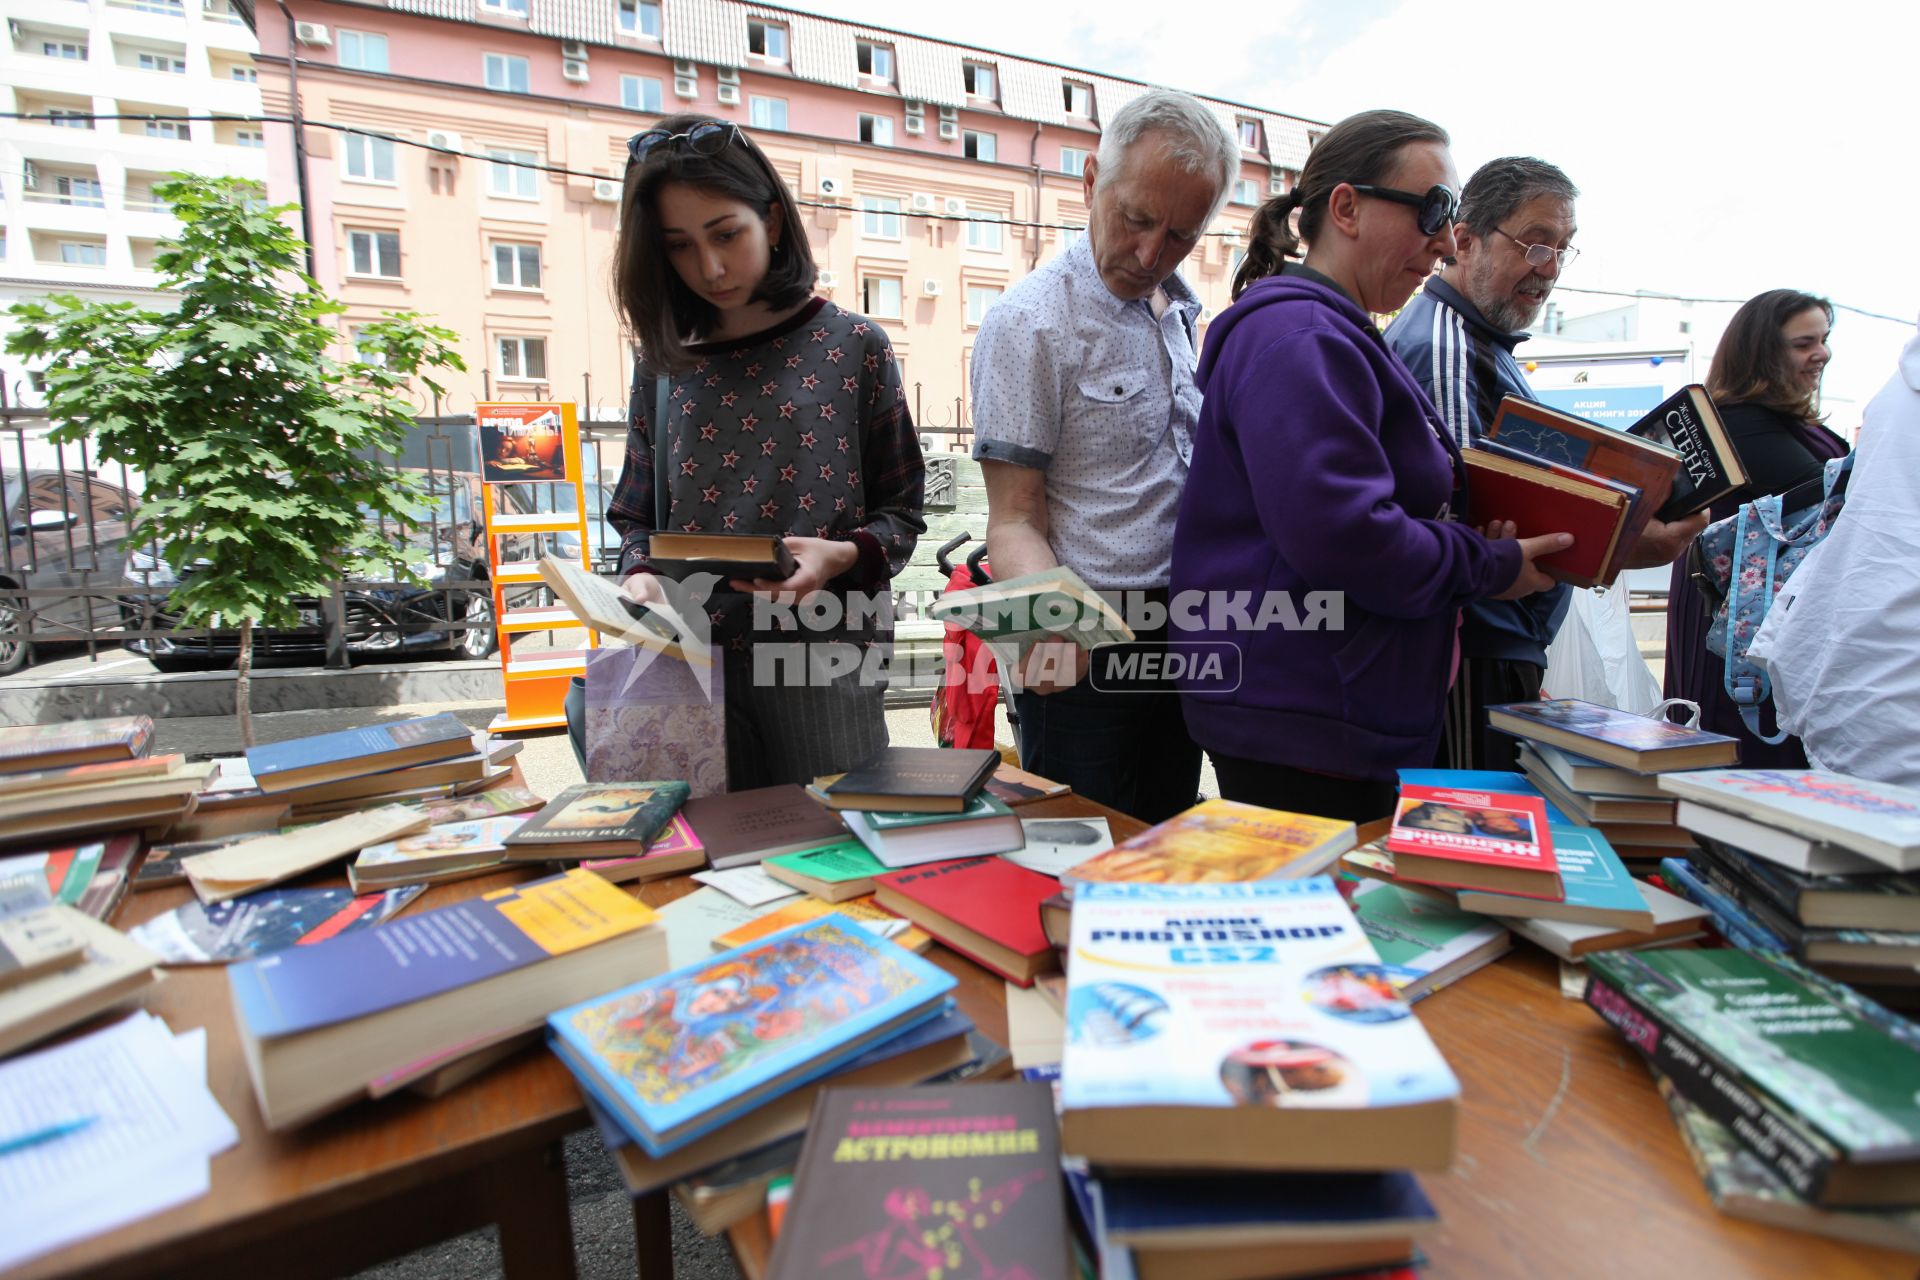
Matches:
[603,115,925,788]
[1171,109,1568,823]
[1665,289,1846,766]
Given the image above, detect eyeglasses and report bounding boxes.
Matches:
[1492,225,1579,271]
[627,121,742,165]
[1347,183,1460,236]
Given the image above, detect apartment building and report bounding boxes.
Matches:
[0,0,267,411]
[255,0,1322,437]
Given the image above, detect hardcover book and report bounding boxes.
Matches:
[546,916,956,1155]
[1487,699,1740,773]
[761,839,889,903]
[577,812,708,885]
[681,784,852,871]
[1386,785,1561,901]
[872,855,1059,985]
[1627,384,1749,520]
[503,781,692,860]
[1062,799,1355,893]
[644,530,798,582]
[1516,741,1669,799]
[710,895,931,955]
[1098,1167,1436,1249]
[1666,853,1920,969]
[129,885,423,964]
[1673,800,1884,875]
[1462,447,1635,588]
[350,816,524,885]
[1656,770,1920,872]
[1349,880,1512,1002]
[1584,947,1920,1205]
[766,1081,1071,1280]
[244,713,476,793]
[840,792,1026,869]
[1455,826,1652,930]
[0,716,154,774]
[1690,834,1920,933]
[1501,878,1706,960]
[1517,754,1677,825]
[231,867,665,1128]
[1395,767,1574,825]
[822,746,1000,814]
[1059,880,1458,1172]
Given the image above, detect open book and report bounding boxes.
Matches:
[536,556,711,668]
[926,565,1134,660]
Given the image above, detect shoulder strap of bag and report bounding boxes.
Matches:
[651,375,670,534]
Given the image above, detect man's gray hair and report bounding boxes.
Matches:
[1457,156,1579,238]
[1094,89,1239,223]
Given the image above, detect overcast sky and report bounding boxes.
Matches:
[803,0,1918,423]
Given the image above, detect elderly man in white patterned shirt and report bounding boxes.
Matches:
[970,88,1236,823]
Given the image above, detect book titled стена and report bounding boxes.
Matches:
[1386,785,1561,901]
[1627,384,1749,521]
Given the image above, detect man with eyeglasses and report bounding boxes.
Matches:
[1385,156,1705,769]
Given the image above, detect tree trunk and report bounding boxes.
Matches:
[236,616,255,748]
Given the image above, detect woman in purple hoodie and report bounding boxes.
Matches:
[1170,110,1567,822]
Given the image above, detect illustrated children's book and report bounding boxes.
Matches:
[767,1080,1071,1280]
[547,916,956,1155]
[1059,880,1458,1172]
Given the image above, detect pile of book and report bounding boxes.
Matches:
[1655,768,1920,1009]
[1464,386,1745,588]
[1341,768,1708,964]
[1489,697,1741,865]
[1057,879,1454,1278]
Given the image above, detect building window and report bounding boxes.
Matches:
[480,0,529,14]
[617,0,661,37]
[344,133,397,183]
[621,75,662,112]
[861,276,902,319]
[484,53,529,93]
[233,128,265,149]
[749,96,788,131]
[1237,119,1261,149]
[136,51,188,74]
[1231,177,1259,206]
[857,114,892,147]
[347,229,402,278]
[131,0,181,12]
[856,41,893,83]
[231,64,258,82]
[1060,147,1088,177]
[965,214,1003,253]
[55,177,104,208]
[42,40,87,60]
[351,326,387,366]
[965,285,1002,327]
[962,131,996,163]
[60,241,108,266]
[1063,81,1092,116]
[492,242,542,289]
[144,119,190,140]
[962,62,996,101]
[860,196,902,239]
[48,108,94,129]
[497,336,547,381]
[746,19,787,63]
[1060,226,1084,250]
[487,150,539,200]
[338,30,389,72]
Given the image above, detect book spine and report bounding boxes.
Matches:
[1691,838,1803,921]
[1659,858,1792,955]
[1681,854,1810,949]
[1583,965,1837,1202]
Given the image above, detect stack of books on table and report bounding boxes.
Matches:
[1585,946,1920,1245]
[1341,773,1707,964]
[501,781,692,871]
[1654,769,1920,1007]
[1058,880,1452,1279]
[818,746,1027,868]
[0,871,162,1058]
[1487,698,1741,866]
[0,717,210,853]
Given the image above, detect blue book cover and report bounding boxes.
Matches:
[1659,857,1790,953]
[1397,768,1572,826]
[229,868,658,1037]
[548,916,956,1155]
[129,884,422,964]
[245,713,473,785]
[1455,826,1650,928]
[1098,1169,1435,1241]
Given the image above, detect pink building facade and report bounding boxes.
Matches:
[257,0,1322,439]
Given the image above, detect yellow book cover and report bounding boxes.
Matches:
[711,895,930,954]
[1064,799,1356,889]
[490,868,659,956]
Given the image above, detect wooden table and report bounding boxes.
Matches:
[16,793,1917,1280]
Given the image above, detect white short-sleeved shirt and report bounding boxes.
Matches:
[970,234,1201,591]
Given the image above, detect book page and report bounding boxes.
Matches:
[182,805,428,902]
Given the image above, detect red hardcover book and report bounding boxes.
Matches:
[1462,449,1632,589]
[1385,785,1562,901]
[872,857,1058,986]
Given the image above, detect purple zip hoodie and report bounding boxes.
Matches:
[1170,270,1523,780]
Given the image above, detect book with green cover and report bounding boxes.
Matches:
[1349,880,1510,1002]
[1585,947,1920,1206]
[1456,826,1654,931]
[761,841,888,903]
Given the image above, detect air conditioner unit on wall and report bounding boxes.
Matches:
[293,21,330,46]
[594,178,621,202]
[673,60,697,77]
[673,75,697,99]
[716,83,739,105]
[716,66,740,85]
[817,270,838,288]
[561,40,588,59]
[922,278,942,297]
[904,99,925,117]
[427,130,462,152]
[938,106,957,122]
[903,116,924,136]
[562,58,589,83]
[938,120,958,141]
[942,196,965,216]
[818,176,842,196]
[909,193,934,213]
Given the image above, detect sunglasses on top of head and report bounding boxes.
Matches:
[1346,182,1460,236]
[626,121,743,166]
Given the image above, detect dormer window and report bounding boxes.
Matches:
[962,62,996,102]
[1063,80,1092,117]
[1237,118,1261,149]
[747,19,787,63]
[856,40,893,84]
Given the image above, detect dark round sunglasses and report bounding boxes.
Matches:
[626,121,742,166]
[1347,182,1460,236]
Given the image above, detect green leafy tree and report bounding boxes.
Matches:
[6,175,466,744]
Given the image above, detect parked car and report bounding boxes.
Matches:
[1,470,140,676]
[121,470,529,672]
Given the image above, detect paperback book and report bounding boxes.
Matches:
[129,885,423,964]
[1656,770,1920,872]
[926,565,1135,658]
[761,839,889,903]
[244,713,475,793]
[1690,834,1920,933]
[840,793,1026,869]
[350,816,523,886]
[1386,785,1561,901]
[1487,699,1740,773]
[1062,799,1355,894]
[1349,880,1512,1002]
[710,895,931,955]
[0,716,154,774]
[1455,826,1651,930]
[576,812,707,885]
